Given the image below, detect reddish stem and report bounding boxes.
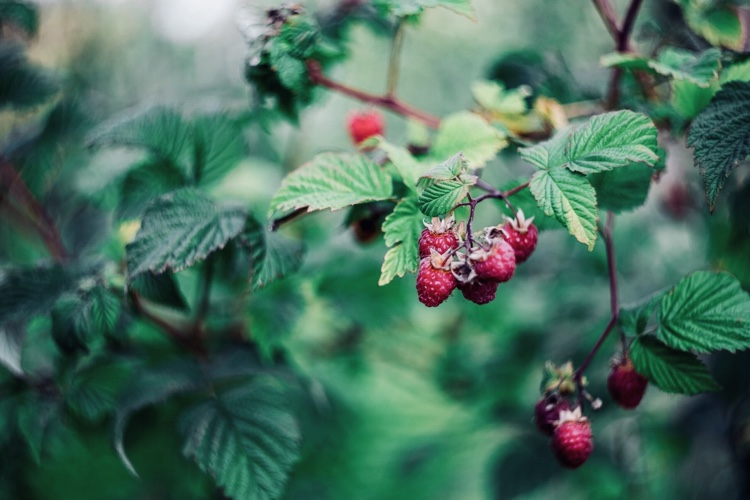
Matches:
[306,60,441,129]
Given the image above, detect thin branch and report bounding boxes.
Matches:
[591,0,620,40]
[618,0,645,51]
[386,20,405,97]
[306,60,441,129]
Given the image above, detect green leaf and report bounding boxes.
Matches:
[418,176,476,217]
[563,110,659,175]
[179,378,300,500]
[237,218,304,290]
[126,189,248,283]
[192,114,247,186]
[601,48,722,88]
[117,158,188,222]
[129,272,188,311]
[88,286,121,338]
[18,393,59,464]
[518,129,570,171]
[682,1,743,50]
[373,0,476,19]
[114,359,206,475]
[377,139,429,189]
[671,79,719,119]
[529,167,598,250]
[687,81,750,212]
[588,162,653,213]
[268,44,308,94]
[432,112,507,167]
[277,15,321,59]
[498,179,560,231]
[379,196,423,286]
[418,153,467,185]
[0,264,84,325]
[51,296,91,355]
[721,59,750,85]
[0,43,58,109]
[66,367,117,422]
[619,289,667,336]
[0,1,39,36]
[658,271,750,353]
[87,107,193,174]
[269,153,393,217]
[471,80,531,115]
[630,336,720,395]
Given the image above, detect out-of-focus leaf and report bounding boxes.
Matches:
[372,0,476,19]
[681,0,743,50]
[0,265,84,325]
[129,272,189,311]
[432,112,507,167]
[601,48,721,87]
[0,43,58,109]
[18,393,59,464]
[117,159,187,222]
[192,114,247,187]
[379,196,423,285]
[0,1,39,36]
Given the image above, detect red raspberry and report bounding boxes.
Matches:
[418,216,460,258]
[470,241,516,283]
[416,251,456,307]
[502,209,538,263]
[607,358,648,410]
[347,109,384,146]
[458,278,499,305]
[551,407,593,469]
[534,394,571,436]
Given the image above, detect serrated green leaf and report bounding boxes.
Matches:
[269,44,308,93]
[588,162,653,213]
[682,1,743,50]
[379,196,423,285]
[0,43,58,109]
[0,1,39,36]
[671,79,719,119]
[129,271,189,311]
[529,167,598,250]
[278,15,321,59]
[269,153,393,216]
[89,286,121,338]
[126,189,248,282]
[418,177,474,217]
[192,114,247,186]
[619,289,667,336]
[377,139,429,189]
[237,218,304,291]
[471,80,531,115]
[630,336,720,395]
[418,153,467,186]
[658,271,750,353]
[497,179,560,231]
[114,359,206,476]
[179,378,300,500]
[117,159,188,221]
[373,0,476,19]
[432,112,507,167]
[518,129,570,171]
[687,81,750,212]
[601,48,721,88]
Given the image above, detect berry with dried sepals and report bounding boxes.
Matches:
[347,109,384,146]
[470,240,516,283]
[501,209,538,263]
[418,215,460,258]
[551,407,593,469]
[608,356,648,410]
[416,250,457,307]
[534,393,571,436]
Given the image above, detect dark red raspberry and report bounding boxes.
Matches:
[347,109,384,146]
[608,358,648,410]
[502,209,538,263]
[470,241,516,283]
[418,216,459,258]
[534,394,571,436]
[458,278,499,305]
[416,252,456,307]
[551,408,593,469]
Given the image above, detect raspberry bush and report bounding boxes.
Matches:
[2,0,750,497]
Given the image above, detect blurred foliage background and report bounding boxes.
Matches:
[1,0,750,498]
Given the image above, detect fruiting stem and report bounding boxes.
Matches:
[306,60,441,129]
[574,212,619,391]
[386,20,405,97]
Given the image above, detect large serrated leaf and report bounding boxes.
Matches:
[658,271,750,353]
[126,189,248,282]
[418,177,474,217]
[687,81,750,212]
[269,153,393,217]
[179,378,300,500]
[601,48,721,88]
[630,336,720,395]
[432,112,507,167]
[379,196,423,286]
[529,167,598,250]
[418,153,467,186]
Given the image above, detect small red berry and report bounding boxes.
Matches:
[458,278,499,305]
[418,216,460,258]
[551,407,593,469]
[470,240,516,283]
[534,394,571,436]
[347,109,384,146]
[416,251,456,307]
[608,357,648,410]
[502,209,538,263]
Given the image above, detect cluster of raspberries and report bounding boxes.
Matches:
[416,210,538,307]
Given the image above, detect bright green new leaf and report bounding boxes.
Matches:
[179,379,300,500]
[658,271,750,353]
[126,189,248,282]
[379,196,423,285]
[269,153,393,216]
[681,1,743,50]
[630,336,721,395]
[529,167,598,250]
[432,112,508,167]
[687,81,750,212]
[471,80,531,115]
[418,153,467,186]
[601,48,721,88]
[671,79,719,119]
[419,176,475,217]
[518,129,570,171]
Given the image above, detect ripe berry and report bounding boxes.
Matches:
[416,251,456,307]
[458,278,499,305]
[551,407,593,469]
[608,357,648,410]
[534,394,571,436]
[419,216,460,258]
[470,241,516,283]
[502,209,538,263]
[347,109,384,146]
